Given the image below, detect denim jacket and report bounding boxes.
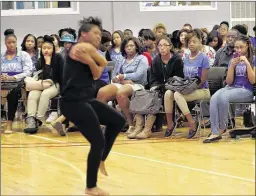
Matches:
[112,54,148,86]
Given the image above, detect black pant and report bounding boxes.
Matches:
[60,98,125,188]
[59,80,107,128]
[6,87,21,121]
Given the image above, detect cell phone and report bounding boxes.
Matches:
[233,52,240,58]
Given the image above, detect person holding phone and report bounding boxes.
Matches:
[203,34,255,143]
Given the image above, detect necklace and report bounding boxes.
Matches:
[189,51,200,60]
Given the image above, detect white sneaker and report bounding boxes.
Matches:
[46,112,58,124]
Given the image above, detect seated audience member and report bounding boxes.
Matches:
[200,28,209,45]
[124,29,133,38]
[164,30,211,139]
[171,30,180,49]
[127,36,184,139]
[219,21,229,47]
[201,29,240,128]
[174,28,191,61]
[194,28,216,67]
[99,30,112,54]
[37,36,44,49]
[153,23,167,39]
[59,33,76,59]
[105,30,124,62]
[58,27,77,47]
[142,29,158,60]
[213,29,239,67]
[1,29,33,134]
[232,24,248,36]
[21,34,39,71]
[204,34,255,143]
[182,23,193,31]
[51,34,63,54]
[206,30,223,52]
[212,24,220,32]
[24,35,63,134]
[141,29,158,60]
[97,37,148,133]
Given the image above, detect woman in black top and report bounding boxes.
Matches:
[60,17,125,196]
[128,36,184,139]
[24,35,63,134]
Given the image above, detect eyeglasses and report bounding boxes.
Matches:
[157,44,171,48]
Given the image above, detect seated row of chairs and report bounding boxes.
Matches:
[1,65,255,138]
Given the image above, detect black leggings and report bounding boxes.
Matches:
[60,98,125,188]
[5,88,21,121]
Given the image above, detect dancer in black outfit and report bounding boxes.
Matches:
[60,17,126,196]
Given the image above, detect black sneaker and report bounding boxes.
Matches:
[187,121,199,139]
[24,117,38,134]
[164,123,176,137]
[203,135,222,143]
[67,126,79,132]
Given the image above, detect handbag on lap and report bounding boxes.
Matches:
[165,76,201,95]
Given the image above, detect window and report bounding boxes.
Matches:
[230,2,255,36]
[140,1,217,11]
[1,1,79,16]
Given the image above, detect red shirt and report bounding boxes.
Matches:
[142,52,152,66]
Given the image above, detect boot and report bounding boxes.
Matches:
[127,114,144,139]
[136,114,156,139]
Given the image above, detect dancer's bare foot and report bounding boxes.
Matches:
[99,161,108,176]
[85,186,109,196]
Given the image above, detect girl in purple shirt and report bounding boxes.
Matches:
[204,34,255,143]
[164,30,211,139]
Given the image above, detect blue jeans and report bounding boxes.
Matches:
[210,86,253,134]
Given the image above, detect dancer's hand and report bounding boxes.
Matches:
[72,47,94,65]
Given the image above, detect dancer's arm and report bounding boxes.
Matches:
[70,43,108,79]
[75,43,107,67]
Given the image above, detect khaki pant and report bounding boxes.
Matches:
[27,84,60,120]
[164,89,211,115]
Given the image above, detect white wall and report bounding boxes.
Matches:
[1,1,231,51]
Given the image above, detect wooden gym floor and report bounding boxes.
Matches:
[1,122,255,195]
